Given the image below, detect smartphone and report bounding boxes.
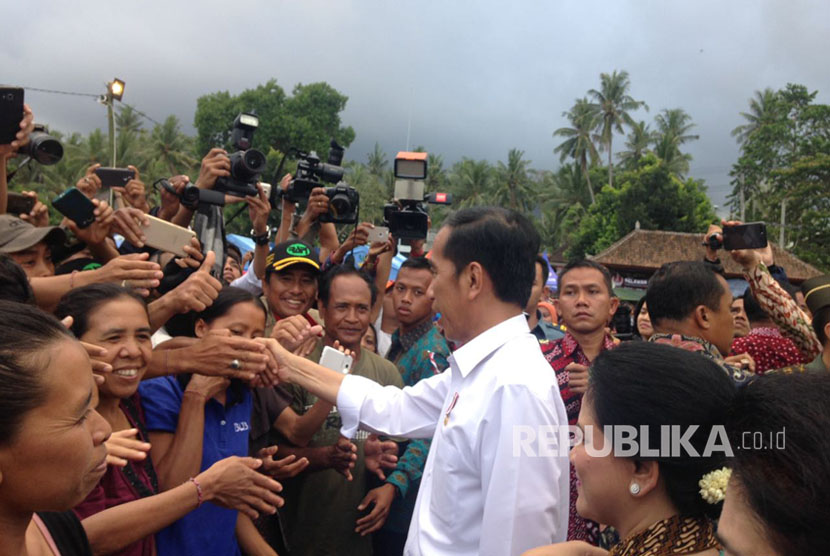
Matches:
[52,187,96,228]
[367,225,390,244]
[94,167,135,188]
[140,215,197,258]
[319,346,353,374]
[0,87,24,145]
[6,192,36,216]
[258,182,272,199]
[723,222,768,251]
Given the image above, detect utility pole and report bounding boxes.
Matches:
[739,175,746,222]
[779,197,787,247]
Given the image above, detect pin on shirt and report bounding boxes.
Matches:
[444,392,459,426]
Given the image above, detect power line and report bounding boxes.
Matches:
[20,85,99,98]
[20,85,162,127]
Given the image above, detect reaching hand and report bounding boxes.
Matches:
[112,166,149,212]
[93,253,163,296]
[105,428,151,467]
[1,103,34,153]
[167,250,221,312]
[364,434,398,481]
[355,483,396,535]
[158,175,189,221]
[722,220,761,269]
[256,445,310,480]
[329,436,358,481]
[270,315,324,353]
[65,198,115,246]
[182,327,269,382]
[247,183,271,235]
[197,456,284,519]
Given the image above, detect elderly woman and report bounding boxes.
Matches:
[0,300,111,555]
[524,342,735,556]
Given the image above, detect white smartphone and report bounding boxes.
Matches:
[140,215,197,258]
[259,182,272,199]
[367,225,389,244]
[319,345,353,374]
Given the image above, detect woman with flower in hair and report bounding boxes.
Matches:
[524,342,735,556]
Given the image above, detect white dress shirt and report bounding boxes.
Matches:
[230,268,263,295]
[336,314,569,555]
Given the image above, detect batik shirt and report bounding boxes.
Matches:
[731,327,809,374]
[541,332,617,545]
[385,319,451,503]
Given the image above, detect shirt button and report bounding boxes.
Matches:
[220,420,227,426]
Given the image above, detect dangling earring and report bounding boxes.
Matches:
[629,483,641,495]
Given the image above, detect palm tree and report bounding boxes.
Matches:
[425,153,446,192]
[617,120,653,169]
[494,149,533,211]
[448,158,493,208]
[148,116,198,177]
[652,108,699,176]
[366,142,388,177]
[731,88,777,146]
[554,98,600,204]
[588,70,647,188]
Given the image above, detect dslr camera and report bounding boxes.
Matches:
[383,151,451,240]
[284,140,359,224]
[213,113,266,198]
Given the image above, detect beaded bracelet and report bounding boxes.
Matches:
[189,477,203,507]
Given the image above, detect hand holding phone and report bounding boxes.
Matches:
[52,187,96,228]
[0,87,24,145]
[367,226,390,244]
[6,192,36,216]
[319,346,353,374]
[723,222,768,251]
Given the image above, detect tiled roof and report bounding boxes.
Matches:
[589,229,822,283]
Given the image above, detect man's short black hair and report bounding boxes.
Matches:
[557,259,614,297]
[399,256,433,274]
[741,288,769,323]
[813,306,830,346]
[318,264,377,308]
[226,244,242,264]
[646,261,727,326]
[442,207,540,308]
[535,255,550,286]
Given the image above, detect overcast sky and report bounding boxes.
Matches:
[5,0,830,214]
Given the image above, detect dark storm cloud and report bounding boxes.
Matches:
[4,0,829,212]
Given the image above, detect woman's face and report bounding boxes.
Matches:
[538,305,552,323]
[637,302,654,339]
[0,339,111,511]
[196,301,266,340]
[361,327,378,353]
[569,394,633,528]
[81,297,152,400]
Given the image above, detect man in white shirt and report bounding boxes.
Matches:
[260,206,569,555]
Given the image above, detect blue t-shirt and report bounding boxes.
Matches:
[139,377,252,556]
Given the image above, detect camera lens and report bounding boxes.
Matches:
[26,131,63,165]
[242,149,266,173]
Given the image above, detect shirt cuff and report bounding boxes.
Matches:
[336,374,371,438]
[386,470,409,498]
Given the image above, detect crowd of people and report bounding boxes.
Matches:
[1,104,828,556]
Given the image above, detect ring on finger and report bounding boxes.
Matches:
[230,359,242,370]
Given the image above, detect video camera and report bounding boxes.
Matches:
[283,139,359,224]
[383,151,452,240]
[213,113,266,198]
[5,124,63,182]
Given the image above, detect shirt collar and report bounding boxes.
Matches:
[391,317,435,352]
[649,333,723,360]
[449,314,529,377]
[749,326,782,338]
[562,331,615,357]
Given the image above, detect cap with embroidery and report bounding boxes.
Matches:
[0,214,66,254]
[802,274,830,315]
[265,240,320,274]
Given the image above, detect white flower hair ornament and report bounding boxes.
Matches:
[698,467,731,504]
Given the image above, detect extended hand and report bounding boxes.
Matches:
[364,434,398,480]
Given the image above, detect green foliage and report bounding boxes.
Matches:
[566,154,716,259]
[193,79,355,158]
[729,83,830,269]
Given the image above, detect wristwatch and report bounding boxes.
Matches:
[251,226,271,246]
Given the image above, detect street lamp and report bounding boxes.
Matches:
[105,78,125,166]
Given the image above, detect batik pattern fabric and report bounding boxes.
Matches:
[608,514,721,556]
[540,332,616,545]
[744,262,821,359]
[649,333,754,385]
[730,326,809,373]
